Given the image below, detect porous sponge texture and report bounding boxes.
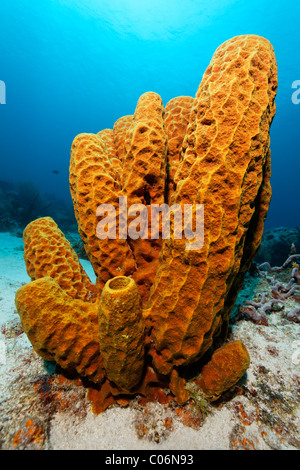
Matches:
[197,340,251,401]
[122,92,167,301]
[164,96,194,199]
[70,91,168,303]
[98,276,145,391]
[69,132,136,291]
[23,217,96,302]
[15,277,105,384]
[146,35,277,374]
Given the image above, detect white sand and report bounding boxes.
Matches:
[0,232,299,450]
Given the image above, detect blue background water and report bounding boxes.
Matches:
[0,0,299,229]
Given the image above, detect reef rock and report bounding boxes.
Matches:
[255,227,300,267]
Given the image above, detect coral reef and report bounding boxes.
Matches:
[15,35,278,412]
[238,251,300,325]
[255,227,300,266]
[0,180,77,235]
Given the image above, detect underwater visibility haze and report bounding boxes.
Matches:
[0,0,299,229]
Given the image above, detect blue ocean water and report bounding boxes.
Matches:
[0,0,299,229]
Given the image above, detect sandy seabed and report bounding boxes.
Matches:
[0,232,299,451]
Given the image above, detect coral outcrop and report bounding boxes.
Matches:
[238,251,300,325]
[15,35,278,411]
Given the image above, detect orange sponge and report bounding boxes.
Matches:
[15,277,105,384]
[98,276,145,391]
[23,217,96,301]
[146,35,277,374]
[196,341,250,401]
[69,132,136,290]
[164,96,194,200]
[15,35,278,409]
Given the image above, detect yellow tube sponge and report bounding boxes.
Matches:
[146,35,277,374]
[15,277,106,383]
[98,276,145,391]
[23,216,96,301]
